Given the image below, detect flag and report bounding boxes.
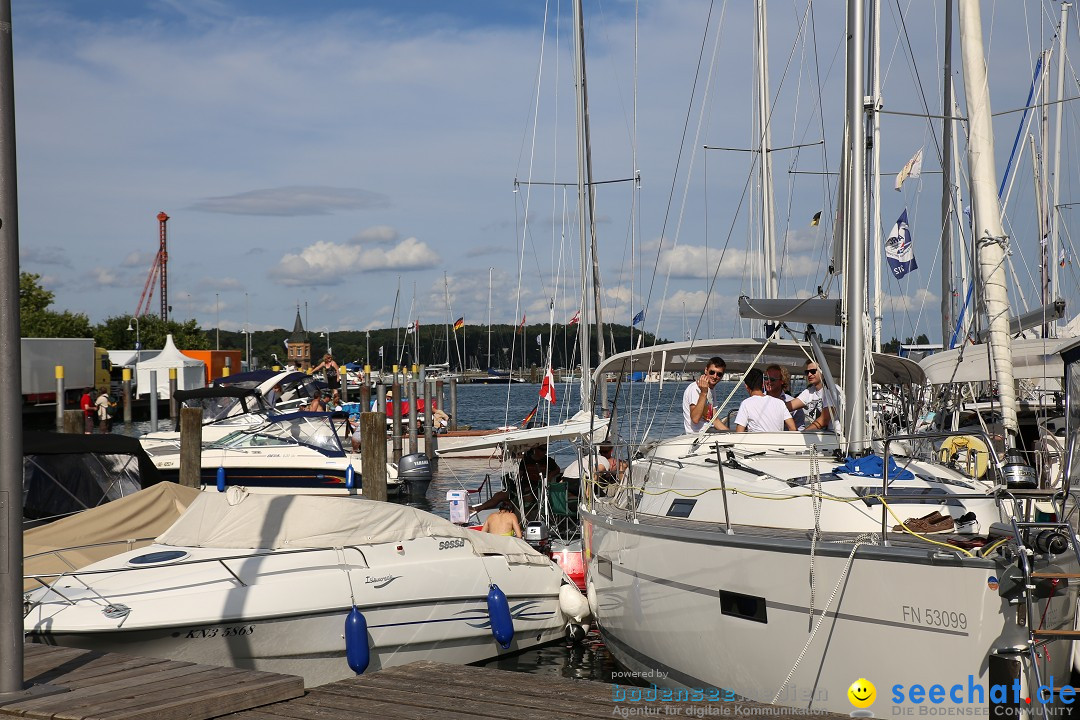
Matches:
[811,210,822,226]
[568,310,580,325]
[378,346,384,357]
[539,367,557,404]
[632,309,645,326]
[895,147,924,191]
[406,320,417,334]
[517,313,526,333]
[453,317,464,332]
[283,339,289,350]
[1060,246,1068,268]
[536,334,542,346]
[520,402,539,429]
[885,209,918,279]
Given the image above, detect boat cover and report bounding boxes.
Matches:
[24,482,201,590]
[920,337,1071,385]
[436,410,609,456]
[156,490,551,567]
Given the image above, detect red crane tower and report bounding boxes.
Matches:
[134,212,170,321]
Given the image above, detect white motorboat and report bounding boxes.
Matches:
[142,411,410,495]
[23,490,588,686]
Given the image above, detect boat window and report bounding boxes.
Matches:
[719,590,767,624]
[596,556,613,580]
[667,499,697,518]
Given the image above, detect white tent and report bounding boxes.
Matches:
[134,334,206,398]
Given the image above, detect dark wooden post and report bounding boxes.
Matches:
[361,411,388,501]
[62,409,83,435]
[179,407,203,489]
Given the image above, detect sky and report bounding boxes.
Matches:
[12,0,1080,351]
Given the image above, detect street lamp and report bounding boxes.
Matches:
[241,329,250,371]
[365,330,370,367]
[126,316,141,351]
[319,328,331,355]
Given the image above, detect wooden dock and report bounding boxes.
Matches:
[5,645,848,720]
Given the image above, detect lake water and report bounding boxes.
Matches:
[105,378,744,683]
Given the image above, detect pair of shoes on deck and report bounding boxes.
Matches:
[893,510,955,534]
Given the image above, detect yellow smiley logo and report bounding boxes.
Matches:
[848,678,876,709]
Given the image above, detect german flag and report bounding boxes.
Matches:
[520,403,539,429]
[453,317,464,332]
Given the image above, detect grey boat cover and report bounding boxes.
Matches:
[156,489,550,567]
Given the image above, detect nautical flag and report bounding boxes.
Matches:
[895,147,924,191]
[453,317,464,332]
[885,209,918,279]
[378,346,384,357]
[536,334,542,346]
[811,211,822,226]
[517,314,526,333]
[284,339,290,350]
[520,403,539,429]
[539,367,557,404]
[406,320,418,334]
[1060,246,1068,268]
[632,309,645,326]
[568,310,580,325]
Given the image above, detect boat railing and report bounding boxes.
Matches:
[24,544,372,610]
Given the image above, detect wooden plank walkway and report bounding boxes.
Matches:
[1,644,303,720]
[221,660,848,720]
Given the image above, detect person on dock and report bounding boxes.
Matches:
[481,501,522,538]
[682,356,728,433]
[311,354,341,390]
[786,359,835,432]
[80,387,95,434]
[94,388,113,433]
[734,368,795,433]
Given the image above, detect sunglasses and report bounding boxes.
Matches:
[707,370,723,377]
[765,376,782,383]
[807,369,819,375]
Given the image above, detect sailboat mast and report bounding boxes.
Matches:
[755,0,778,301]
[572,0,592,411]
[487,267,493,368]
[869,0,883,351]
[941,0,956,345]
[842,0,868,450]
[1050,1,1071,329]
[958,0,1020,442]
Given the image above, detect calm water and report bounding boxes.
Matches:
[105,378,744,683]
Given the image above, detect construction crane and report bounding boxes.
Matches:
[134,212,169,321]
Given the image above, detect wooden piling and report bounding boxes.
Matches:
[390,371,402,464]
[122,368,132,424]
[360,366,371,411]
[178,407,203,489]
[168,367,178,418]
[62,409,83,435]
[422,376,434,461]
[360,411,388,501]
[406,375,418,455]
[448,377,458,430]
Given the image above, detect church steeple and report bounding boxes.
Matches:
[286,306,311,369]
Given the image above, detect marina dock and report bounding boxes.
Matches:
[4,644,848,720]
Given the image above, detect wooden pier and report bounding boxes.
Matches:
[4,645,848,720]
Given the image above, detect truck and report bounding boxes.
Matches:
[21,338,110,405]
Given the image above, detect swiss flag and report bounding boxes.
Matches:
[539,367,557,404]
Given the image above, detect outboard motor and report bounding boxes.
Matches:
[397,452,433,500]
[524,521,550,555]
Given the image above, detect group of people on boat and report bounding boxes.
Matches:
[683,356,835,434]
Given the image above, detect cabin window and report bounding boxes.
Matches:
[667,499,697,518]
[596,556,613,580]
[719,590,768,624]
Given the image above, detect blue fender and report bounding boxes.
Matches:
[346,464,355,490]
[216,466,226,493]
[345,606,370,674]
[487,583,514,649]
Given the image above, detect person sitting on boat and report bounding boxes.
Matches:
[786,359,835,432]
[734,368,795,433]
[328,389,342,410]
[682,356,729,433]
[430,406,450,432]
[305,389,326,412]
[481,501,523,538]
[764,364,803,428]
[264,383,283,409]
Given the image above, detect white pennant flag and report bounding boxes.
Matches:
[895,147,924,191]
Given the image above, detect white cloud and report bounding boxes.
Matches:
[659,245,756,280]
[191,186,390,216]
[880,287,937,313]
[270,236,441,286]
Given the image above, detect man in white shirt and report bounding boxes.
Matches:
[735,368,795,432]
[787,359,835,432]
[682,356,729,433]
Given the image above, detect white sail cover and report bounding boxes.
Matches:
[156,490,550,566]
[920,338,1071,386]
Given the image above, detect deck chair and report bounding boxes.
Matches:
[547,481,578,538]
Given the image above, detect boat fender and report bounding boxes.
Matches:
[216,466,226,493]
[586,579,599,620]
[559,583,591,623]
[345,606,370,674]
[346,464,355,490]
[487,583,514,649]
[566,622,588,642]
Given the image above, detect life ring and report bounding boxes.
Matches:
[939,435,989,479]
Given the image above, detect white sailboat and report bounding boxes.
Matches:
[579,2,1080,717]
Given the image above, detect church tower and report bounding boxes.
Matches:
[287,307,311,369]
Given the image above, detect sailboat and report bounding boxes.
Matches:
[579,2,1080,717]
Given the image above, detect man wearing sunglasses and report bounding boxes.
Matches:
[787,359,835,432]
[683,356,728,433]
[764,364,804,429]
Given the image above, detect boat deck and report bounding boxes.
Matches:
[4,645,850,720]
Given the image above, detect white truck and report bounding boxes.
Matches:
[21,338,109,404]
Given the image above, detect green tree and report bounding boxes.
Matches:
[19,272,94,338]
[94,314,210,351]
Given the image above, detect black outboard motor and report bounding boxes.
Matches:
[397,453,433,500]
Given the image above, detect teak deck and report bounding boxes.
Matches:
[6,645,848,720]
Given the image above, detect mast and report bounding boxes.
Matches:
[841,0,868,450]
[755,0,779,301]
[1050,2,1071,330]
[486,267,493,368]
[941,0,956,345]
[957,0,1020,442]
[869,0,883,351]
[572,0,592,411]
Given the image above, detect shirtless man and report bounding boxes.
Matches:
[481,502,523,538]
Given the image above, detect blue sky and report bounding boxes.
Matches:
[13,0,1077,350]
